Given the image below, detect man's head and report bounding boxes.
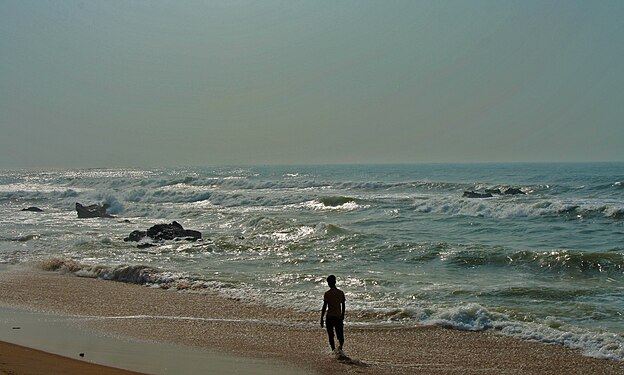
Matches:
[327,274,336,287]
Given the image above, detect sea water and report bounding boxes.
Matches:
[0,163,622,360]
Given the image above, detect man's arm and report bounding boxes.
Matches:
[341,291,346,320]
[320,300,327,327]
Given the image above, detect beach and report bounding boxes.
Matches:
[1,268,622,375]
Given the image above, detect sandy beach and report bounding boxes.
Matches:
[0,268,622,375]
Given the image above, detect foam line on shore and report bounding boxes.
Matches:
[72,314,402,329]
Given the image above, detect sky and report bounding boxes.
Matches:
[1,1,623,168]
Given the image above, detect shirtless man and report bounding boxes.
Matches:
[320,275,346,353]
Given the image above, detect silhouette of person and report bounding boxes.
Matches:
[320,274,346,353]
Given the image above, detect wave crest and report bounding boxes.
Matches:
[41,259,159,284]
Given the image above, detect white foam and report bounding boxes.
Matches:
[264,226,315,242]
[423,303,503,331]
[296,200,368,211]
[499,321,624,361]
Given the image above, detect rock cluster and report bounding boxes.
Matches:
[75,202,113,218]
[21,207,44,212]
[463,191,493,199]
[124,221,202,245]
[463,187,525,198]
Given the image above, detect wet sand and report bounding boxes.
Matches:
[0,268,622,375]
[0,340,146,375]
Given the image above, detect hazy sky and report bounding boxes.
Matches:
[1,1,623,168]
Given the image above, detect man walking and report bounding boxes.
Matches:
[320,275,346,354]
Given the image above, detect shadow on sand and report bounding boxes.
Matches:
[336,352,369,368]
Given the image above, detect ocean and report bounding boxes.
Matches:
[1,163,622,360]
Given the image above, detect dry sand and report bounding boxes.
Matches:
[0,268,622,375]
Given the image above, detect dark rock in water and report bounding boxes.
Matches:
[124,221,202,246]
[124,230,147,242]
[503,187,525,195]
[484,188,502,195]
[463,191,493,199]
[17,234,37,242]
[75,202,113,218]
[175,229,202,241]
[21,207,44,212]
[146,221,184,240]
[146,221,202,241]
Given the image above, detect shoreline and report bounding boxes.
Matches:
[0,268,622,375]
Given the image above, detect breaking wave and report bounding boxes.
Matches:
[39,258,210,289]
[412,195,624,220]
[436,304,624,361]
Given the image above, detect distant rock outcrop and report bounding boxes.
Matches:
[75,202,113,218]
[124,221,202,245]
[484,188,502,195]
[21,207,44,212]
[502,187,525,195]
[463,191,493,199]
[463,187,525,198]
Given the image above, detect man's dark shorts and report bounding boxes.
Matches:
[325,315,344,341]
